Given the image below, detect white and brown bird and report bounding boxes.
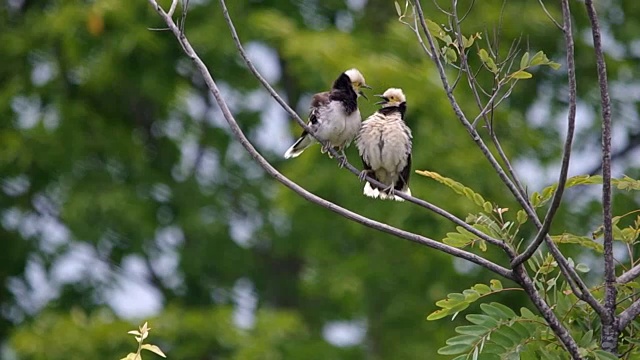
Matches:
[356,88,412,201]
[283,68,370,164]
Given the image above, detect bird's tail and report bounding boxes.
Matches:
[363,182,411,202]
[284,134,314,159]
[383,187,411,202]
[363,182,381,199]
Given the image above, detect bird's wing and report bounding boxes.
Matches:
[396,153,412,191]
[309,92,331,125]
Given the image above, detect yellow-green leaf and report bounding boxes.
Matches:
[510,70,533,79]
[427,309,450,321]
[520,51,530,69]
[443,46,457,63]
[516,210,528,225]
[142,344,167,358]
[529,50,546,66]
[490,279,503,291]
[394,1,402,17]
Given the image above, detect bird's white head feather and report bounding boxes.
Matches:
[344,68,370,97]
[377,88,406,107]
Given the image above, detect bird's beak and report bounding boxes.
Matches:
[362,84,372,90]
[358,90,368,100]
[374,94,387,105]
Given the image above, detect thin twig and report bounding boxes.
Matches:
[537,0,563,31]
[167,0,179,17]
[511,0,578,267]
[145,0,517,281]
[585,0,618,353]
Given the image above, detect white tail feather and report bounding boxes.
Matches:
[364,183,411,201]
[390,187,411,202]
[363,182,380,199]
[284,135,313,159]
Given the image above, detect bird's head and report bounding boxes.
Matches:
[344,68,371,100]
[375,88,406,107]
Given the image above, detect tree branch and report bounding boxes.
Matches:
[511,0,577,267]
[618,298,640,332]
[145,0,516,282]
[412,0,602,317]
[618,263,640,284]
[512,266,583,358]
[585,0,618,353]
[412,1,583,356]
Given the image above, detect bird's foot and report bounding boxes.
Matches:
[337,155,348,168]
[383,185,396,199]
[358,170,371,182]
[320,141,331,155]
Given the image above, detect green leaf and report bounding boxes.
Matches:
[478,49,498,73]
[427,309,450,321]
[490,330,515,348]
[490,302,516,318]
[520,52,530,69]
[455,325,489,336]
[547,61,562,70]
[489,280,503,291]
[509,70,533,79]
[443,47,457,63]
[529,50,547,66]
[446,334,479,345]
[614,175,640,190]
[575,263,590,273]
[394,1,402,17]
[480,303,509,320]
[520,307,537,319]
[415,170,492,211]
[550,233,603,253]
[472,284,492,295]
[516,210,528,225]
[438,343,472,355]
[593,350,619,360]
[579,330,594,348]
[466,314,499,327]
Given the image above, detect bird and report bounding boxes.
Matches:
[355,88,412,201]
[283,68,371,166]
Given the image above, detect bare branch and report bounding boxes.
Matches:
[618,298,640,332]
[167,0,179,17]
[618,264,640,284]
[537,0,563,31]
[511,0,578,267]
[585,0,618,353]
[145,0,516,281]
[512,266,583,358]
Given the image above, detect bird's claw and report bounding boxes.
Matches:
[358,170,370,182]
[337,155,348,168]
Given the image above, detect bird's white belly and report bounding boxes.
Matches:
[316,103,360,148]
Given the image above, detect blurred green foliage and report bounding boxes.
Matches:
[2,0,640,359]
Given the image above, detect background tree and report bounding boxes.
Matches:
[2,0,640,359]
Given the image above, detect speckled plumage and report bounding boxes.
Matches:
[356,88,412,201]
[284,69,368,160]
